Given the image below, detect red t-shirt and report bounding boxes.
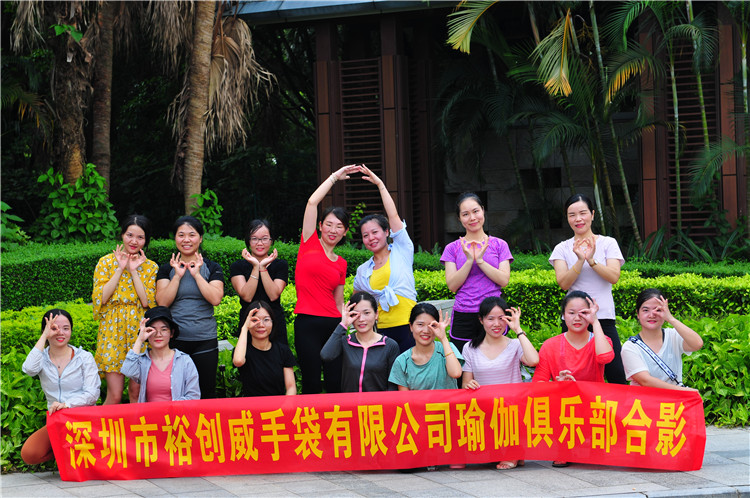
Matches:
[532,333,614,383]
[146,356,174,402]
[294,235,347,317]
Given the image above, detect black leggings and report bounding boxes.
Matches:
[172,338,218,399]
[561,318,627,385]
[379,324,415,354]
[294,314,342,394]
[450,310,482,354]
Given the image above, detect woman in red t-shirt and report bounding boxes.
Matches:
[533,290,614,466]
[295,164,361,394]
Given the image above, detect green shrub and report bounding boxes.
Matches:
[31,164,119,243]
[684,315,750,426]
[3,237,750,311]
[0,202,30,251]
[1,346,54,472]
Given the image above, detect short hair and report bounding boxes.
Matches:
[359,214,389,234]
[173,215,204,237]
[320,206,350,230]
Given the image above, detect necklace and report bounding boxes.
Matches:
[50,347,73,370]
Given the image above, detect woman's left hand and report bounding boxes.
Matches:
[474,236,490,264]
[48,401,67,414]
[655,296,674,324]
[430,310,451,341]
[359,164,384,188]
[580,297,600,325]
[501,307,522,334]
[259,248,278,269]
[187,253,204,277]
[585,235,598,265]
[127,250,147,273]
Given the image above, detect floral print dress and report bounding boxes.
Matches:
[93,253,158,372]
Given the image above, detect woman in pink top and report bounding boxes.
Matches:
[550,194,626,384]
[441,193,513,352]
[532,291,614,467]
[462,296,539,470]
[121,306,200,402]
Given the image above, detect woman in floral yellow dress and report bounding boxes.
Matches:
[93,215,158,404]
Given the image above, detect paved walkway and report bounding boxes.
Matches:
[2,426,748,497]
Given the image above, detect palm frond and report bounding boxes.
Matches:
[446,1,499,54]
[146,0,195,74]
[665,19,718,74]
[533,10,573,97]
[205,16,276,155]
[607,44,664,102]
[688,137,748,203]
[601,0,651,50]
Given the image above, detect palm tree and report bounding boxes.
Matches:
[11,1,95,184]
[154,1,275,213]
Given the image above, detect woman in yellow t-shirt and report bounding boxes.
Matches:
[353,165,417,352]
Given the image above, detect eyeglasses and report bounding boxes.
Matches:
[255,318,273,326]
[250,237,272,244]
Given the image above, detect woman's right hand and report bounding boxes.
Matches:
[241,248,260,268]
[502,307,522,333]
[557,370,576,382]
[459,237,475,262]
[137,317,155,343]
[114,244,129,270]
[331,164,361,183]
[41,314,58,342]
[242,308,260,332]
[340,302,358,329]
[169,253,187,278]
[48,401,67,414]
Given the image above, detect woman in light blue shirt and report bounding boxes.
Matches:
[353,165,417,353]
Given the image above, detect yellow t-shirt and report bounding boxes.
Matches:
[370,257,416,328]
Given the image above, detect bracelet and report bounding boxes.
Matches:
[445,350,455,358]
[572,265,580,274]
[517,331,526,337]
[250,274,259,280]
[260,268,268,272]
[329,174,337,186]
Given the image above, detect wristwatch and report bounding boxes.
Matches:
[590,259,598,267]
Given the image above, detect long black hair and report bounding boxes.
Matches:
[471,296,510,348]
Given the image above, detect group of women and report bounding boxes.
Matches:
[21,164,703,470]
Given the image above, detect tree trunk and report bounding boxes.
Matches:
[182,1,215,214]
[91,1,115,195]
[51,4,89,184]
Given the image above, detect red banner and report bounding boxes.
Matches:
[47,382,705,481]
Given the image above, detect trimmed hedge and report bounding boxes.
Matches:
[2,295,748,471]
[3,237,750,310]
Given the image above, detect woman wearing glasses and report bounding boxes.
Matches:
[232,301,297,396]
[230,220,289,345]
